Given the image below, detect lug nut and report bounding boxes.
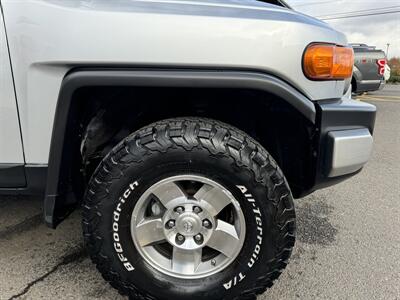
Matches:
[202,219,211,229]
[176,234,185,244]
[193,206,202,214]
[175,206,184,214]
[166,220,175,229]
[194,234,203,244]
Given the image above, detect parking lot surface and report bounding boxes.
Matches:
[0,88,399,299]
[358,84,400,103]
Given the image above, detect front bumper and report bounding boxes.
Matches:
[327,128,373,177]
[312,98,376,191]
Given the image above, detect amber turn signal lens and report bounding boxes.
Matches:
[303,44,354,80]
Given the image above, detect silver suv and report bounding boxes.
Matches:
[0,1,376,299]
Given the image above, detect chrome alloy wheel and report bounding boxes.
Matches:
[131,175,246,279]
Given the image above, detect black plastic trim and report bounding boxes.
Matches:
[0,164,26,188]
[63,69,316,120]
[44,68,316,228]
[309,99,376,193]
[258,0,290,8]
[0,165,47,195]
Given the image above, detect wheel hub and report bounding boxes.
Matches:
[163,202,214,250]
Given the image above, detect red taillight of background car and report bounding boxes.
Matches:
[377,59,386,76]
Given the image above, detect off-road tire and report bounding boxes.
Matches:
[82,117,296,300]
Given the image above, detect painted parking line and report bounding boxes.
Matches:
[365,95,400,100]
[358,97,400,103]
[356,93,400,102]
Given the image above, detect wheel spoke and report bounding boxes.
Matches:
[171,247,202,275]
[151,181,186,209]
[135,218,165,247]
[194,184,232,216]
[131,175,246,278]
[206,220,240,258]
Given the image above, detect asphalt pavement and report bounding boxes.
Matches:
[0,85,399,300]
[358,84,400,103]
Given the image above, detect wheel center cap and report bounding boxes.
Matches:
[183,220,194,233]
[176,213,201,236]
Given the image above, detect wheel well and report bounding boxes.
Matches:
[70,86,316,199]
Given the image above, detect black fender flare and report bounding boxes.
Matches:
[44,68,316,228]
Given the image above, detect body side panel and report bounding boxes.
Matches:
[2,0,347,164]
[0,6,24,164]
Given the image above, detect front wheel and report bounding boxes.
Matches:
[83,118,295,300]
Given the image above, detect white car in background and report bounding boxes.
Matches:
[384,64,391,81]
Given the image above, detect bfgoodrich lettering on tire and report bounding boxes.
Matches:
[83,117,296,300]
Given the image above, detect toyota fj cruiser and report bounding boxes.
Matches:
[0,1,376,299]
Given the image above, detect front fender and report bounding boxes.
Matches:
[44,68,317,228]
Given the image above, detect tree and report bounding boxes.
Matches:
[388,57,400,83]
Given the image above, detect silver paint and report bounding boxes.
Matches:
[328,128,373,177]
[1,0,348,163]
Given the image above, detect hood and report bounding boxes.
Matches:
[135,0,284,9]
[142,0,331,28]
[53,0,331,30]
[137,0,329,25]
